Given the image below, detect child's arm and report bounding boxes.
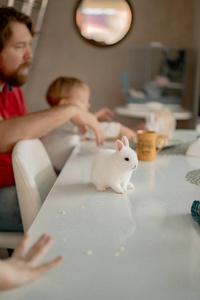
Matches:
[84,122,136,144]
[84,122,120,140]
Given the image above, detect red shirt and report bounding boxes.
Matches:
[0,85,28,187]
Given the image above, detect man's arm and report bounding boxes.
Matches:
[0,105,104,153]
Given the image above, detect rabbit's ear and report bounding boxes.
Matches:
[121,136,129,147]
[116,140,124,152]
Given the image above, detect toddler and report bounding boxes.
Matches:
[41,77,136,172]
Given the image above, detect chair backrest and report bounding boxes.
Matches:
[12,139,57,232]
[0,232,23,249]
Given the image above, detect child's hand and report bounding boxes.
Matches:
[119,125,136,144]
[93,108,114,122]
[134,122,146,131]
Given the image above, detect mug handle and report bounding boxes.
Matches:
[156,135,167,154]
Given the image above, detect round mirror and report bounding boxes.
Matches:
[74,0,134,47]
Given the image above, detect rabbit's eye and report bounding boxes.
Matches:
[124,157,129,161]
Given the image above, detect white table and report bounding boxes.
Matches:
[115,104,193,120]
[1,130,200,300]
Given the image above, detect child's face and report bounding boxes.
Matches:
[69,87,90,111]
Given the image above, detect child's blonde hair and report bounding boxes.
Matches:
[46,76,89,106]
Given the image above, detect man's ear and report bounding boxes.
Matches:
[58,98,69,106]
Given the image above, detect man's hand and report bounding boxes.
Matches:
[0,234,63,290]
[71,108,104,146]
[93,107,114,122]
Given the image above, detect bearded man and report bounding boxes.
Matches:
[0,7,104,232]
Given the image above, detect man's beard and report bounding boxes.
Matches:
[0,61,31,86]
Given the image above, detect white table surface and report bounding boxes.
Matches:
[1,130,200,300]
[115,104,193,120]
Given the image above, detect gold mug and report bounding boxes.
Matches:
[137,130,167,161]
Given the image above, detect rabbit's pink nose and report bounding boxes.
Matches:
[132,165,137,169]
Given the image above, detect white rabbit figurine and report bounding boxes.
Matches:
[91,136,138,194]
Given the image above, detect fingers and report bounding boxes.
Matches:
[119,126,136,144]
[95,128,104,146]
[24,234,53,266]
[92,121,104,146]
[84,113,104,146]
[33,255,64,278]
[131,132,137,144]
[128,133,136,144]
[12,233,30,258]
[78,125,87,134]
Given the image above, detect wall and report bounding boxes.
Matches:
[193,0,200,121]
[24,0,197,128]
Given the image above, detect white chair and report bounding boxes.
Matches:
[12,139,57,233]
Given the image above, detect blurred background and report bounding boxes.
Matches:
[1,0,200,129]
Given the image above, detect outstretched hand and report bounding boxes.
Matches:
[71,108,104,146]
[0,234,63,290]
[93,107,114,122]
